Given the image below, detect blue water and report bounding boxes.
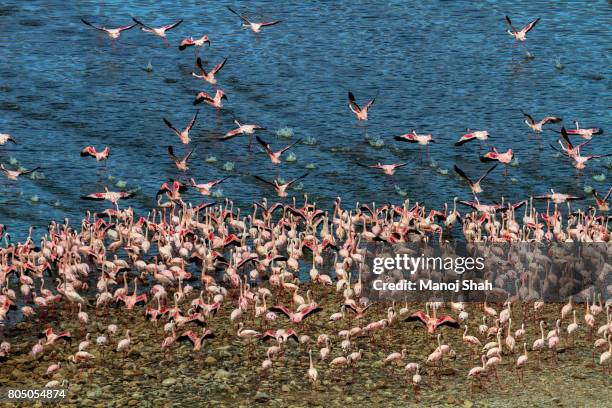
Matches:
[0,1,610,240]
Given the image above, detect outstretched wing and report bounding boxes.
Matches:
[163,118,180,135]
[131,17,152,30]
[162,20,183,31]
[286,173,309,187]
[253,175,277,188]
[260,21,282,27]
[278,139,301,155]
[227,6,251,24]
[211,58,228,75]
[453,165,472,184]
[477,164,498,183]
[521,110,535,125]
[186,110,199,132]
[348,91,361,112]
[255,136,274,155]
[505,16,517,33]
[523,17,540,33]
[81,19,107,32]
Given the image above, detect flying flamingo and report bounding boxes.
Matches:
[80,146,110,169]
[0,164,40,180]
[253,173,308,198]
[193,89,227,109]
[255,136,301,164]
[592,188,611,212]
[570,151,612,170]
[551,127,592,158]
[455,129,489,146]
[521,110,562,134]
[167,145,196,172]
[564,120,603,140]
[222,120,265,144]
[0,134,17,145]
[394,130,435,160]
[81,19,137,39]
[505,16,540,54]
[192,57,227,86]
[163,111,199,145]
[348,91,377,121]
[189,177,230,196]
[480,148,513,175]
[179,35,210,52]
[356,162,409,176]
[453,164,497,196]
[81,188,135,207]
[132,18,183,45]
[534,190,583,205]
[227,7,282,33]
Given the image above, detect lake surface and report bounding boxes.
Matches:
[1,1,610,240]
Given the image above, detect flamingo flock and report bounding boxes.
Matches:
[0,4,609,406]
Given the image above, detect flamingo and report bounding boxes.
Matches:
[307,349,318,387]
[467,355,487,392]
[521,110,562,134]
[0,134,17,145]
[163,111,199,145]
[189,177,230,196]
[532,321,546,367]
[404,303,460,333]
[192,57,227,86]
[177,328,215,352]
[0,164,40,180]
[179,35,210,51]
[227,7,282,33]
[348,91,377,121]
[222,120,265,141]
[193,89,227,109]
[455,129,489,146]
[567,310,579,346]
[80,188,135,206]
[255,136,301,164]
[80,146,110,165]
[592,188,612,212]
[268,304,322,324]
[480,148,513,175]
[453,164,497,196]
[394,130,436,160]
[132,18,183,44]
[167,145,196,172]
[564,120,603,140]
[356,162,409,176]
[515,343,528,383]
[117,330,131,356]
[81,19,137,39]
[253,173,308,198]
[505,16,540,51]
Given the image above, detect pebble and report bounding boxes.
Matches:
[128,399,139,406]
[162,377,177,386]
[204,356,217,365]
[254,391,270,403]
[281,384,291,392]
[215,369,231,379]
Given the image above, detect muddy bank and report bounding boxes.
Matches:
[0,288,610,407]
